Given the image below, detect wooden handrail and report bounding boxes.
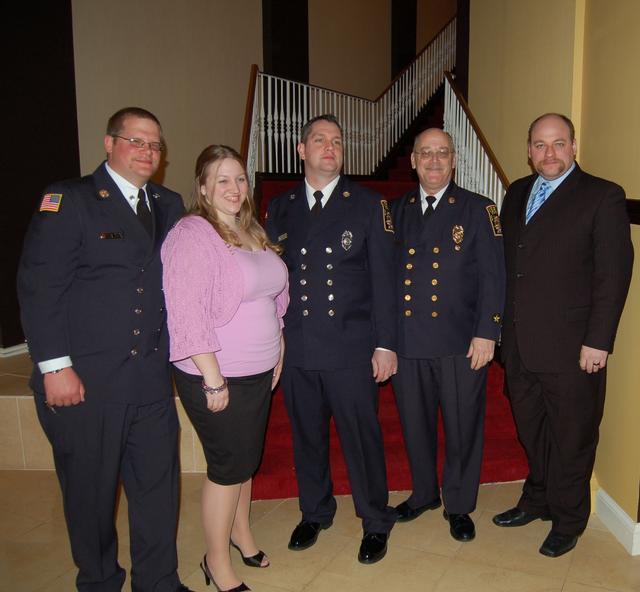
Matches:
[374,16,456,102]
[240,63,259,161]
[444,72,510,188]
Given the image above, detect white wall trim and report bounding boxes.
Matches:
[0,343,28,358]
[596,488,640,555]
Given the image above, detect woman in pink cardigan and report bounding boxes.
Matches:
[162,145,288,592]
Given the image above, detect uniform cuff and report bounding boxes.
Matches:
[38,356,73,374]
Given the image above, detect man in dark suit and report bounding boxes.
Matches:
[265,114,397,564]
[391,128,505,542]
[494,113,633,558]
[17,108,193,591]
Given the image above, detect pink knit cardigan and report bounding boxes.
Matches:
[161,215,288,363]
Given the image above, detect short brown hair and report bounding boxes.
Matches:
[299,114,343,144]
[528,113,575,143]
[106,107,162,136]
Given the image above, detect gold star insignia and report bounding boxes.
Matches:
[98,189,110,198]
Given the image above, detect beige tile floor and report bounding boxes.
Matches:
[1,353,640,591]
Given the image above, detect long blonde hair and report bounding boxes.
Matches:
[191,145,281,253]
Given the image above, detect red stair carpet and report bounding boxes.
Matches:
[252,362,528,500]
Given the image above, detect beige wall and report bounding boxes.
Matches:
[416,0,457,51]
[308,0,390,100]
[468,0,578,182]
[581,0,640,520]
[72,0,262,201]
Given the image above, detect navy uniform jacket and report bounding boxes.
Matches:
[18,162,185,404]
[392,182,505,359]
[265,176,396,370]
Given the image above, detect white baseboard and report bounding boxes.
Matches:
[596,488,640,555]
[0,343,28,358]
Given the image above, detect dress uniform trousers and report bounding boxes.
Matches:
[393,355,486,514]
[35,392,180,592]
[282,364,396,534]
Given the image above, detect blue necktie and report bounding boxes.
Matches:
[525,180,550,224]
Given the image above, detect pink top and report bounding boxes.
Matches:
[161,215,289,377]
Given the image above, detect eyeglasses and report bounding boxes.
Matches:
[414,148,453,160]
[112,135,165,153]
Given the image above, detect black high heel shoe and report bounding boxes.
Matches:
[200,555,250,592]
[230,542,270,568]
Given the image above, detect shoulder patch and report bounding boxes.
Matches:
[40,193,63,213]
[486,204,502,236]
[381,199,394,233]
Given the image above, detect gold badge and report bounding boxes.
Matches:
[98,189,110,198]
[341,230,353,250]
[381,199,394,233]
[493,313,502,323]
[448,196,456,204]
[343,191,350,198]
[486,204,502,236]
[452,224,464,251]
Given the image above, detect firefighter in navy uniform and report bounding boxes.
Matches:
[391,128,505,542]
[17,108,194,592]
[266,115,397,565]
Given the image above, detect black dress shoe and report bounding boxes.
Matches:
[443,511,475,541]
[539,530,578,558]
[357,532,388,564]
[395,498,442,523]
[492,507,551,527]
[288,519,332,550]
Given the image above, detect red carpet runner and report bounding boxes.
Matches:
[253,362,528,500]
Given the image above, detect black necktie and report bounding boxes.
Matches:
[311,190,323,215]
[423,195,436,218]
[136,188,152,235]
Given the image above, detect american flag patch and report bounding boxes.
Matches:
[40,193,63,212]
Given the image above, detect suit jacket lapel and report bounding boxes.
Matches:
[524,166,581,229]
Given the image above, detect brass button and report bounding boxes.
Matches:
[408,248,416,255]
[326,264,333,270]
[134,308,142,315]
[301,248,307,255]
[404,294,411,301]
[136,287,144,294]
[328,294,334,301]
[431,279,438,286]
[327,279,333,286]
[130,348,138,356]
[133,329,141,336]
[325,247,332,254]
[301,295,308,301]
[406,263,413,270]
[405,310,412,317]
[431,311,438,318]
[432,262,439,269]
[300,279,307,285]
[328,309,335,316]
[404,279,412,286]
[433,247,440,254]
[301,263,307,270]
[302,309,309,316]
[431,295,438,302]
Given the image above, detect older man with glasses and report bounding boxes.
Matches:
[18,107,194,591]
[390,127,505,542]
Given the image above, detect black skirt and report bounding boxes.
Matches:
[173,367,273,485]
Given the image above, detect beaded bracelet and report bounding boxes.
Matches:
[202,377,228,395]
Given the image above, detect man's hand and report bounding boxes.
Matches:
[372,349,398,383]
[43,367,85,406]
[466,337,495,370]
[579,345,608,374]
